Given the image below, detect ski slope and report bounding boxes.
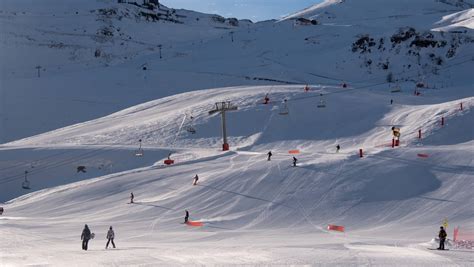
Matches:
[1,83,473,265]
[1,0,474,265]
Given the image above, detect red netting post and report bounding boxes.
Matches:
[359,149,363,158]
[460,102,463,111]
[441,117,445,126]
[392,139,395,148]
[418,129,422,139]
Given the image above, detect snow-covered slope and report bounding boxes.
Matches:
[1,0,473,143]
[1,1,474,265]
[1,83,473,265]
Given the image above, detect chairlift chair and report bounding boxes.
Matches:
[279,99,289,115]
[135,139,144,157]
[186,126,196,134]
[317,99,326,108]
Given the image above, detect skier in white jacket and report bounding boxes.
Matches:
[106,226,116,249]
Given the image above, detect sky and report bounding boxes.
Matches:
[160,0,324,21]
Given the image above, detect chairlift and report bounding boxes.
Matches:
[279,99,289,115]
[135,139,144,157]
[317,94,326,108]
[317,99,326,108]
[185,115,196,134]
[22,171,30,190]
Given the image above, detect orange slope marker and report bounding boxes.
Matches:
[186,221,204,227]
[288,150,300,154]
[417,154,429,158]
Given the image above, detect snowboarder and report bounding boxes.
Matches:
[336,144,340,153]
[292,156,297,167]
[81,224,92,251]
[267,151,272,161]
[184,210,189,223]
[193,174,199,186]
[438,226,447,250]
[130,192,134,204]
[106,226,116,249]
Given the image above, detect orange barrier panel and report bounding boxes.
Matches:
[417,154,429,158]
[186,221,204,227]
[164,159,175,165]
[288,150,300,154]
[328,224,345,232]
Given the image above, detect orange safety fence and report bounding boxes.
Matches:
[186,221,204,227]
[417,154,429,158]
[288,150,300,154]
[327,224,345,232]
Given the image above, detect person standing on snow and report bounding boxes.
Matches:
[106,226,116,249]
[193,174,199,186]
[267,151,272,161]
[336,144,340,153]
[438,226,447,250]
[81,224,92,250]
[184,210,189,223]
[292,156,297,167]
[130,192,134,204]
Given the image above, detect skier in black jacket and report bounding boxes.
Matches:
[184,210,189,223]
[438,226,447,250]
[81,224,92,250]
[267,151,272,161]
[292,156,297,167]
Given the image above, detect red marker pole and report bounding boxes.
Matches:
[418,129,422,139]
[359,149,363,158]
[441,117,445,126]
[460,102,463,111]
[392,139,395,148]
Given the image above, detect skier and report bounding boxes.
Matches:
[292,156,297,167]
[193,174,199,186]
[130,192,134,204]
[438,226,447,250]
[106,226,116,249]
[184,210,189,223]
[81,224,92,251]
[263,94,270,104]
[336,144,340,153]
[304,85,310,92]
[390,99,393,105]
[267,151,272,161]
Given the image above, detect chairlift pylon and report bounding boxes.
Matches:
[22,170,30,190]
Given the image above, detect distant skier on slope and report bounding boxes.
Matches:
[438,226,447,250]
[390,99,393,105]
[336,144,340,153]
[267,151,272,161]
[130,192,134,204]
[81,224,92,251]
[184,210,189,223]
[193,174,199,185]
[106,226,116,249]
[292,156,297,167]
